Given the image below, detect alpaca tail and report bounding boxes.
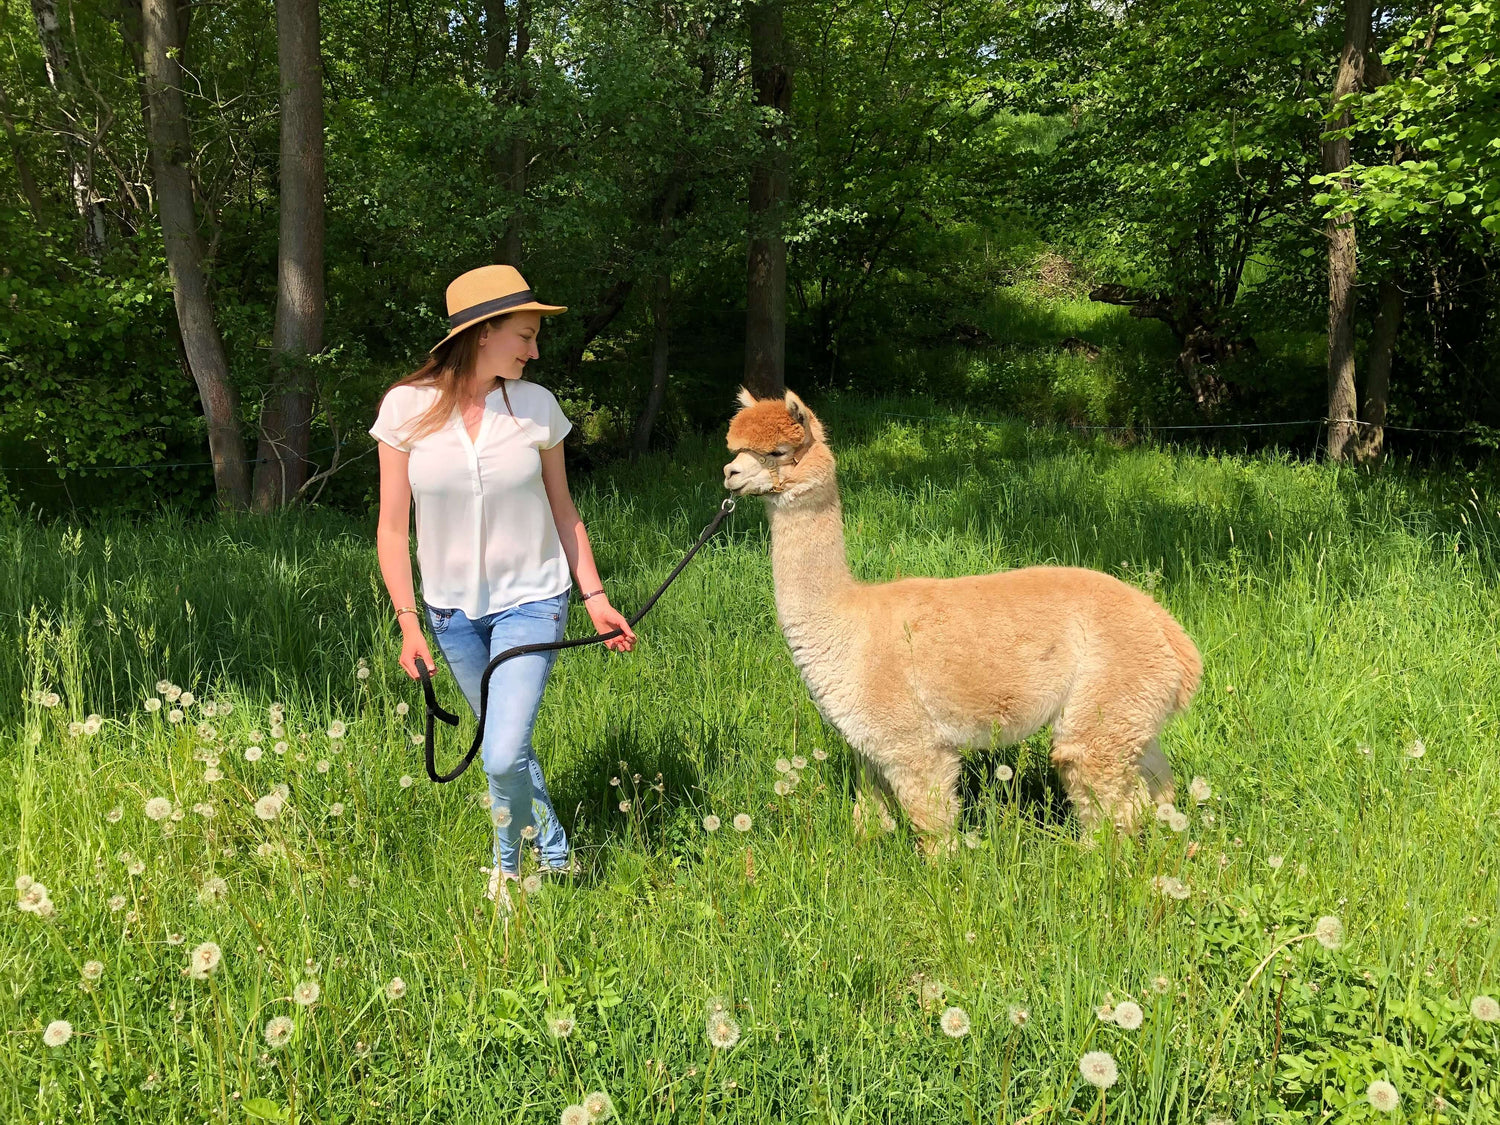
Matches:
[1151,602,1202,714]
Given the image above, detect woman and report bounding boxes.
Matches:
[371,264,635,901]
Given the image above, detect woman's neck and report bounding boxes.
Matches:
[461,374,499,406]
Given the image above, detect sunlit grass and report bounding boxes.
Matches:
[4,398,1500,1122]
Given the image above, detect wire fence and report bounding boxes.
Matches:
[0,445,342,476]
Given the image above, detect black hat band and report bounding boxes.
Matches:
[448,289,538,328]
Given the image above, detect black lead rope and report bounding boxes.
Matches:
[413,498,737,783]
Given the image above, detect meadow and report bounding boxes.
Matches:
[4,396,1500,1123]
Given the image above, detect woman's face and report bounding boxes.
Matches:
[476,311,543,381]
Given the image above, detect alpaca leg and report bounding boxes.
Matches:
[884,751,963,857]
[1051,728,1157,835]
[1138,738,1175,810]
[851,753,898,838]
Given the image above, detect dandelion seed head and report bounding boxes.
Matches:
[547,1015,575,1038]
[1405,739,1425,759]
[395,701,409,716]
[82,714,102,735]
[188,941,223,980]
[144,797,172,821]
[356,667,370,681]
[329,803,344,818]
[253,793,284,821]
[1366,1080,1399,1112]
[1167,811,1189,833]
[273,741,288,755]
[166,709,183,724]
[179,692,194,707]
[199,877,228,904]
[167,933,184,945]
[996,763,1014,781]
[1008,1005,1029,1027]
[522,875,542,895]
[773,779,790,797]
[1079,1050,1118,1089]
[706,1013,741,1049]
[812,749,828,761]
[81,960,104,982]
[316,759,330,774]
[560,1107,590,1125]
[293,980,320,1006]
[203,767,223,783]
[385,977,407,1000]
[106,805,123,823]
[165,685,181,703]
[1267,854,1284,869]
[1113,1000,1143,1030]
[1155,802,1175,823]
[327,720,347,739]
[520,824,538,841]
[618,800,631,813]
[1189,776,1211,803]
[107,894,126,912]
[1151,975,1170,994]
[1469,995,1499,1022]
[583,1091,613,1120]
[1314,915,1345,950]
[144,697,162,713]
[245,746,262,762]
[939,1006,971,1038]
[156,680,172,694]
[42,1019,72,1047]
[264,1015,293,1049]
[703,815,721,832]
[399,775,413,789]
[491,806,512,828]
[774,758,791,773]
[733,813,752,833]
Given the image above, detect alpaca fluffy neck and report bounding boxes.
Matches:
[765,471,854,622]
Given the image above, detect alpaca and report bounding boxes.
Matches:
[723,389,1201,849]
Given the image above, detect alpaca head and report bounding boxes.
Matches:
[723,388,832,502]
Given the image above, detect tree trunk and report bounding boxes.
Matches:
[253,0,326,511]
[744,0,791,399]
[142,0,250,508]
[633,270,672,458]
[492,0,529,266]
[1354,277,1403,463]
[559,279,635,377]
[28,0,107,259]
[1321,0,1371,462]
[0,80,45,219]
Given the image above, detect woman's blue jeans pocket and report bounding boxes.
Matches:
[427,607,457,635]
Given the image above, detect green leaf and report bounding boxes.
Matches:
[242,1099,288,1123]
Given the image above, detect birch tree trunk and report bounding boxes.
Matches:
[28,0,107,259]
[142,0,250,507]
[744,0,791,399]
[1321,0,1371,461]
[253,0,326,510]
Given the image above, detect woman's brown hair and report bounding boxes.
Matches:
[385,316,519,445]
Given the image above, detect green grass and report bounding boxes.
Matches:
[4,396,1500,1123]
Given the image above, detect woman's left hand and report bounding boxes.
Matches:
[585,596,636,653]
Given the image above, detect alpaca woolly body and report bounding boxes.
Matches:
[726,390,1202,848]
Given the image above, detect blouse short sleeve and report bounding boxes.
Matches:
[540,388,572,450]
[369,388,415,452]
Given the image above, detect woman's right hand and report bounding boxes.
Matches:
[399,627,437,681]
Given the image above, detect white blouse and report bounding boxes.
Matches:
[370,379,573,617]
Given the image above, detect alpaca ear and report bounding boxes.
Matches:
[785,390,824,445]
[736,387,757,410]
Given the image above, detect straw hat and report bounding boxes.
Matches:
[432,265,567,352]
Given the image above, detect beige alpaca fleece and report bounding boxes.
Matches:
[724,389,1201,847]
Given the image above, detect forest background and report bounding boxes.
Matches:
[1,0,1497,513]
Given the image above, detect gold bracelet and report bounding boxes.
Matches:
[395,607,421,620]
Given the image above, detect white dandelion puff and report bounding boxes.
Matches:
[1113,1000,1144,1030]
[618,800,631,813]
[1405,739,1425,760]
[812,749,828,761]
[791,755,807,770]
[166,933,184,946]
[702,815,721,832]
[356,667,371,681]
[273,782,290,800]
[327,720,346,740]
[82,714,102,735]
[273,741,288,755]
[316,759,330,774]
[706,1013,741,1049]
[254,793,284,821]
[81,960,104,982]
[167,709,183,724]
[547,1014,575,1039]
[156,679,172,695]
[398,775,413,789]
[939,1006,971,1038]
[188,941,223,980]
[67,721,84,737]
[127,858,146,876]
[245,746,262,762]
[583,1091,613,1120]
[178,692,194,707]
[385,977,407,1000]
[144,797,172,821]
[1314,915,1345,950]
[328,802,344,818]
[1150,975,1170,994]
[1366,1080,1399,1112]
[733,813,752,833]
[560,1107,590,1125]
[395,701,409,716]
[1469,995,1499,1022]
[42,1020,73,1047]
[203,767,223,783]
[520,824,538,841]
[1079,1050,1118,1089]
[293,980,320,1006]
[107,894,126,913]
[165,685,182,702]
[199,877,228,905]
[774,758,791,773]
[106,806,123,823]
[491,806,513,828]
[1267,855,1284,869]
[522,875,542,895]
[996,763,1014,782]
[1008,1005,1029,1027]
[1167,811,1189,833]
[1155,802,1176,823]
[773,779,790,797]
[1189,776,1211,803]
[264,1015,293,1049]
[144,697,162,713]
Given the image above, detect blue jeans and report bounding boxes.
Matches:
[427,591,570,874]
